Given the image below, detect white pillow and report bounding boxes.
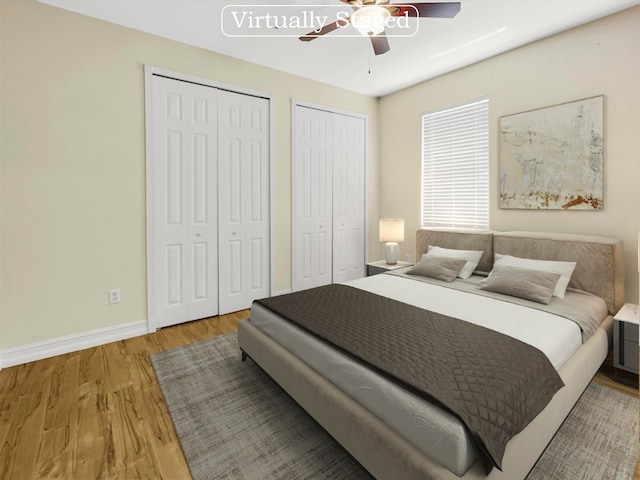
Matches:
[493,254,577,299]
[426,246,483,279]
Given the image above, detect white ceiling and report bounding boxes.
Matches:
[40,0,639,97]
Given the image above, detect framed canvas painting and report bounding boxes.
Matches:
[499,96,604,210]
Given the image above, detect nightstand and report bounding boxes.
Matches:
[612,303,639,386]
[366,260,413,276]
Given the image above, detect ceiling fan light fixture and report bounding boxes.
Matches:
[351,5,391,36]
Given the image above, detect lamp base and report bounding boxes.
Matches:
[384,242,400,265]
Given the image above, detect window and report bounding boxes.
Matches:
[421,97,489,229]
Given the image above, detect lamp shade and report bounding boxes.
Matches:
[379,218,405,243]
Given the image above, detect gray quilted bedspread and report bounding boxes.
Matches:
[256,284,565,473]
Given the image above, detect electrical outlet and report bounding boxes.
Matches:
[109,288,121,304]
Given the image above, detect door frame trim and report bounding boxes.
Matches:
[290,99,369,292]
[144,65,273,332]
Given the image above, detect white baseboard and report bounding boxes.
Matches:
[0,320,148,370]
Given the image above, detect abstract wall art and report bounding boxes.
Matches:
[499,95,604,210]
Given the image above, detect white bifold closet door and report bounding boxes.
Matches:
[332,113,366,284]
[292,105,365,291]
[217,90,270,315]
[151,76,219,328]
[150,75,269,328]
[293,107,333,291]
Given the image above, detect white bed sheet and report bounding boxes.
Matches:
[249,274,584,476]
[351,274,582,370]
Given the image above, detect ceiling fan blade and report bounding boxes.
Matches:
[299,19,347,41]
[371,32,390,55]
[392,2,461,18]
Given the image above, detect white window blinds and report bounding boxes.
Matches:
[421,97,489,229]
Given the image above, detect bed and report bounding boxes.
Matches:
[237,228,625,479]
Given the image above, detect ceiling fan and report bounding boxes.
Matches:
[299,0,461,55]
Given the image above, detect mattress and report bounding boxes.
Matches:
[249,272,607,476]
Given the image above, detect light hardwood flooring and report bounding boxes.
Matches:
[0,311,244,479]
[0,311,638,479]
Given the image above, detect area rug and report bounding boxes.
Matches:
[150,333,638,480]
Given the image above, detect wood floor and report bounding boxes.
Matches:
[0,311,244,479]
[0,311,638,479]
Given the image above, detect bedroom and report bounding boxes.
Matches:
[1,0,639,478]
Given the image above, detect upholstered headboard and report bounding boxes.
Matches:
[416,227,495,274]
[416,228,625,315]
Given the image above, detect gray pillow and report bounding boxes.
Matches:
[407,256,467,282]
[426,246,484,279]
[480,264,561,304]
[493,253,576,298]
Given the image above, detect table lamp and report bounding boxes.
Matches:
[379,218,404,264]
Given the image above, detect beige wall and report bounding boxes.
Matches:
[0,0,379,349]
[378,7,640,304]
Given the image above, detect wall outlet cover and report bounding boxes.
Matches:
[109,289,121,304]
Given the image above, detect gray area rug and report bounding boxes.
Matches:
[151,333,638,480]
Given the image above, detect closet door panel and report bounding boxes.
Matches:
[151,76,219,327]
[218,90,270,314]
[188,124,218,320]
[292,106,334,291]
[332,114,366,283]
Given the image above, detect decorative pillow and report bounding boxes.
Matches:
[493,254,576,299]
[427,246,484,279]
[407,255,467,282]
[480,265,561,304]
